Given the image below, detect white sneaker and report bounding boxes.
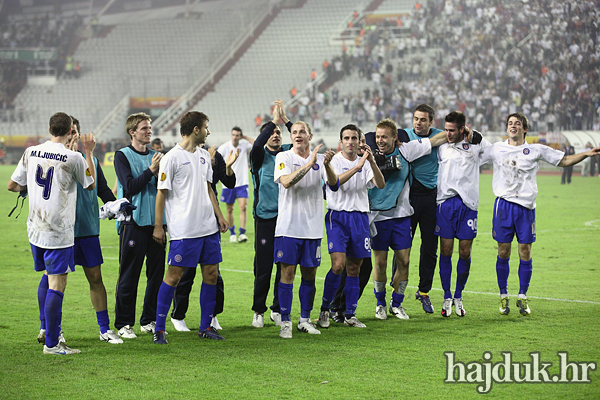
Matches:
[279,321,292,339]
[237,233,248,243]
[37,329,66,344]
[252,312,264,328]
[140,321,156,334]
[389,305,409,320]
[344,316,366,328]
[270,311,282,326]
[441,298,453,317]
[211,316,223,330]
[297,320,321,334]
[43,343,81,355]
[229,234,237,243]
[171,318,190,332]
[100,330,124,344]
[375,305,387,320]
[118,325,137,339]
[317,310,330,328]
[453,298,466,317]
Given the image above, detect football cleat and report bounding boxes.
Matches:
[516,298,531,316]
[199,327,225,340]
[453,298,466,317]
[43,343,81,355]
[279,321,292,339]
[330,311,345,323]
[153,330,168,344]
[297,320,321,334]
[344,316,366,328]
[499,297,510,315]
[415,290,434,313]
[375,305,387,320]
[100,330,124,344]
[317,310,330,328]
[237,234,248,243]
[441,298,453,317]
[389,304,409,320]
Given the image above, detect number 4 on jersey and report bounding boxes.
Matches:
[36,165,54,200]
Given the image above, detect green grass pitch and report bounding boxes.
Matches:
[1,163,599,399]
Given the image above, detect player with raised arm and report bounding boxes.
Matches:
[368,119,447,320]
[317,125,384,329]
[482,113,600,316]
[435,111,489,318]
[250,100,293,328]
[152,111,228,343]
[8,112,96,355]
[274,121,337,338]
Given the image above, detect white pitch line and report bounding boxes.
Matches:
[219,268,600,305]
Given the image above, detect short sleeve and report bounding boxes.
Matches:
[157,154,174,190]
[399,138,432,162]
[274,152,291,183]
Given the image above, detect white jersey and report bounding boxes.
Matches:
[218,140,252,187]
[157,145,217,240]
[437,138,492,211]
[372,139,432,222]
[10,140,94,249]
[274,150,328,239]
[481,141,564,209]
[326,152,374,212]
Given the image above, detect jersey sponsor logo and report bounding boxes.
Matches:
[312,164,320,170]
[128,240,135,247]
[174,254,182,263]
[85,168,92,176]
[462,143,470,150]
[278,163,285,170]
[160,172,166,181]
[523,148,530,155]
[182,162,190,165]
[200,157,206,164]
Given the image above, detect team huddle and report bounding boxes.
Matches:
[8,100,600,353]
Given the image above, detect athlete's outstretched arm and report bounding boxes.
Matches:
[558,147,600,167]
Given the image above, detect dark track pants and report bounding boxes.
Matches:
[115,224,165,329]
[252,216,281,314]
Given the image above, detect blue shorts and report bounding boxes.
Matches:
[274,237,321,268]
[492,198,536,244]
[220,185,249,204]
[371,217,412,251]
[326,210,371,258]
[168,232,222,267]
[435,196,478,240]
[74,236,103,268]
[31,245,75,275]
